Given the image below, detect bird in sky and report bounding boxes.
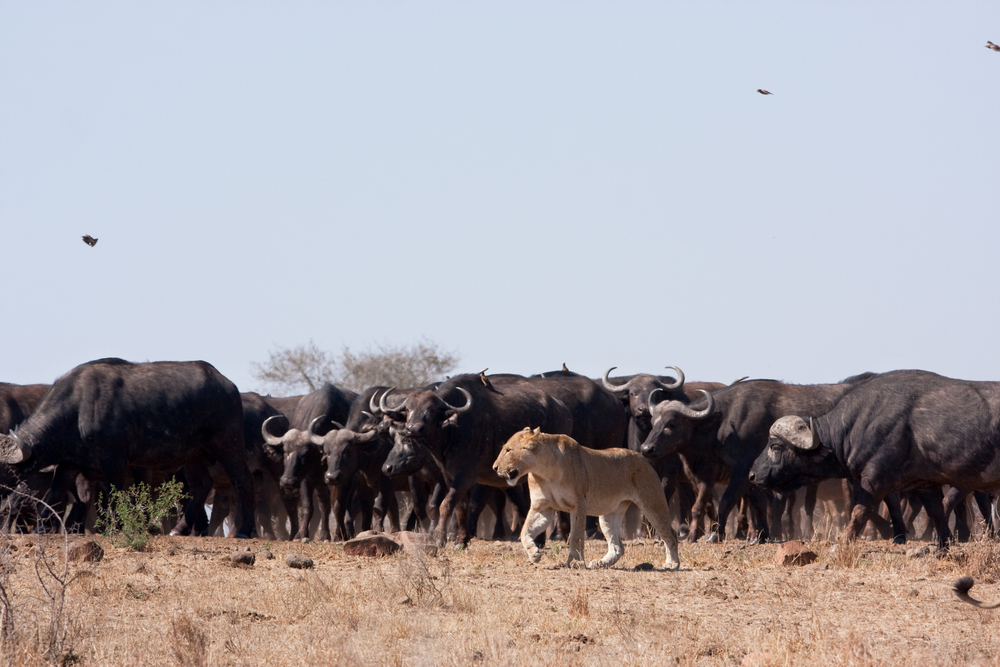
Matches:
[987,41,1000,52]
[757,89,773,95]
[81,235,98,247]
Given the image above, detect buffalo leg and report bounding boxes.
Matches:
[914,487,951,550]
[171,462,213,537]
[803,483,818,538]
[433,474,473,547]
[974,491,995,537]
[330,483,351,540]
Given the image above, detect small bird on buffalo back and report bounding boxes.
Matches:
[757,89,773,95]
[82,235,98,247]
[987,41,1000,52]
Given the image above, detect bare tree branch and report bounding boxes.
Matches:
[250,339,459,395]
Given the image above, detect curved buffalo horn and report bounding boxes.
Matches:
[369,391,382,415]
[261,415,286,446]
[662,366,685,390]
[809,417,821,450]
[379,388,406,414]
[674,390,715,420]
[731,376,749,386]
[441,386,473,413]
[356,428,381,443]
[648,387,664,409]
[601,367,635,394]
[309,416,343,437]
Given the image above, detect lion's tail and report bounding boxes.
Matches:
[953,577,1000,609]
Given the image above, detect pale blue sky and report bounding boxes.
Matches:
[2,3,999,392]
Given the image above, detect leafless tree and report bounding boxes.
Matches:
[251,339,459,395]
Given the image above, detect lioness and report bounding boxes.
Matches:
[492,427,680,570]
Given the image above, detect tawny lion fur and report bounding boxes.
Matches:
[492,427,680,570]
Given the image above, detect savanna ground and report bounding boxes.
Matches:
[4,526,1000,667]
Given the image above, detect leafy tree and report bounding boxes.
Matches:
[251,339,459,395]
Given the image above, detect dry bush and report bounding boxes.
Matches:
[170,615,208,667]
[0,493,91,667]
[568,584,589,618]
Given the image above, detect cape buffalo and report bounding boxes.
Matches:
[379,373,574,546]
[640,374,877,542]
[748,370,1000,549]
[0,358,256,539]
[260,382,355,541]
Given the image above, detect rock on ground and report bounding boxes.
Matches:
[344,532,401,557]
[773,540,818,567]
[285,553,314,569]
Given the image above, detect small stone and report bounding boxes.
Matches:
[285,553,314,569]
[261,550,275,560]
[803,562,829,571]
[773,540,817,567]
[301,538,310,544]
[66,539,104,563]
[344,533,401,558]
[908,588,919,597]
[230,551,255,567]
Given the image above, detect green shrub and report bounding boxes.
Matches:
[95,479,188,551]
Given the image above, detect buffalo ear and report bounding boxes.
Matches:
[441,411,460,428]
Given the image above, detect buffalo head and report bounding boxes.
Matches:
[638,390,715,459]
[309,418,380,486]
[602,366,684,422]
[748,416,839,492]
[261,415,327,490]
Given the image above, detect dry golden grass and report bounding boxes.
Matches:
[2,532,1000,666]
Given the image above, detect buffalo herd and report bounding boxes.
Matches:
[0,358,996,553]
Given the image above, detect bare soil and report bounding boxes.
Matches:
[4,532,1000,666]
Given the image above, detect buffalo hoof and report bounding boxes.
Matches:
[705,532,720,544]
[235,533,251,539]
[892,535,907,545]
[677,524,690,540]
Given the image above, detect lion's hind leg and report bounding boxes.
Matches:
[589,504,628,569]
[521,506,553,564]
[635,471,681,570]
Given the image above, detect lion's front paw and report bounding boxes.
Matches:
[588,559,612,569]
[568,560,587,569]
[527,548,543,564]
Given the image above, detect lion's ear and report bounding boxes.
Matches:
[532,427,541,435]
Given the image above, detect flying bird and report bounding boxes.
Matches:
[757,89,773,95]
[81,235,98,247]
[987,41,1000,52]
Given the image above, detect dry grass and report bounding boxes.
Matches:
[0,532,999,665]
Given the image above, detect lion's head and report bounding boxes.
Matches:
[492,426,543,486]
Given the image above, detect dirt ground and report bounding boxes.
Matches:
[4,532,1000,666]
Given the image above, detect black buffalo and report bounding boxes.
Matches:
[260,382,355,541]
[749,369,1000,549]
[380,373,574,546]
[602,366,726,541]
[640,374,876,542]
[0,383,50,433]
[0,358,256,538]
